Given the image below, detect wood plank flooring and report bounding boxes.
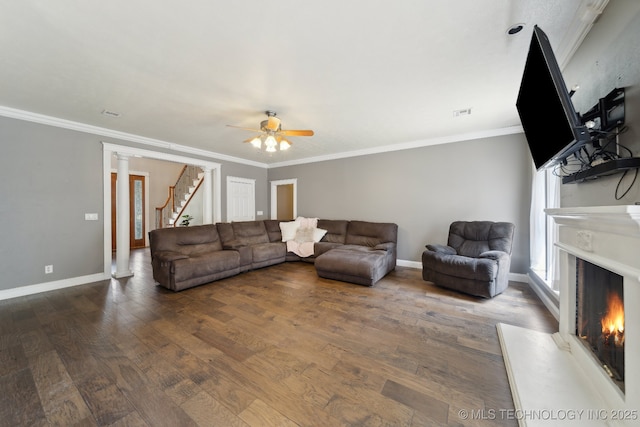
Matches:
[0,249,558,426]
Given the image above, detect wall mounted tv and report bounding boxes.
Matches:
[516,25,592,170]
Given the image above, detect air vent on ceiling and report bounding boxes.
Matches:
[453,108,472,117]
[101,109,121,118]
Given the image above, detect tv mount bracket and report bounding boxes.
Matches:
[580,87,625,133]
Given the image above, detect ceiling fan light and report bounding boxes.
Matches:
[279,139,291,150]
[231,111,313,154]
[250,136,262,148]
[264,135,277,148]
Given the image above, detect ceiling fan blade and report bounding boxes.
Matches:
[226,124,263,132]
[279,129,314,137]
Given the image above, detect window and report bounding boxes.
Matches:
[530,167,560,294]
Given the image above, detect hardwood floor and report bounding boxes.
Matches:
[0,249,558,426]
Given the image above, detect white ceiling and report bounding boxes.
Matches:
[0,1,605,166]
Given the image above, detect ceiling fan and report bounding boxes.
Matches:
[227,110,314,152]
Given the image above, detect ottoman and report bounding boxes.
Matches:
[314,248,388,286]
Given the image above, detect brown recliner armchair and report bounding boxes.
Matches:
[422,221,515,298]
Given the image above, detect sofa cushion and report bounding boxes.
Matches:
[263,219,284,242]
[337,244,383,253]
[231,221,270,245]
[252,242,286,263]
[315,248,388,286]
[448,221,515,258]
[173,251,240,282]
[345,221,398,247]
[149,224,223,256]
[313,241,344,257]
[317,219,348,244]
[424,251,498,282]
[215,222,236,245]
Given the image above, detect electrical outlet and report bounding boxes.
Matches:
[45,265,53,274]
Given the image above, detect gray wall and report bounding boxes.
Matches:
[0,117,268,291]
[560,0,640,207]
[268,133,534,273]
[0,118,104,290]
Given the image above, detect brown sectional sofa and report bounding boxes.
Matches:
[147,224,240,291]
[148,219,398,291]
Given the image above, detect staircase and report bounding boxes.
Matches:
[156,165,204,228]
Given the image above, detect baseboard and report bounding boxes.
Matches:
[397,259,422,269]
[508,272,529,283]
[0,273,110,301]
[526,272,560,321]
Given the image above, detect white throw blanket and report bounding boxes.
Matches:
[286,240,315,258]
[279,217,326,258]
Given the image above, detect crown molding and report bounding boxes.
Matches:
[0,104,523,170]
[267,125,524,168]
[556,0,609,69]
[0,105,268,168]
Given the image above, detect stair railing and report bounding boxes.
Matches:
[156,165,203,228]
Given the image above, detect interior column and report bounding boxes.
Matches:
[113,153,133,278]
[202,165,213,224]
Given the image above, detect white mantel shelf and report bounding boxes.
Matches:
[546,205,640,236]
[498,205,640,427]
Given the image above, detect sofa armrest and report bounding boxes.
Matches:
[223,239,246,250]
[479,250,508,261]
[154,251,189,262]
[374,242,396,251]
[425,244,457,255]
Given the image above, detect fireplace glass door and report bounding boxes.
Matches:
[576,258,625,393]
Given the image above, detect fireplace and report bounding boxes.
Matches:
[498,206,640,427]
[576,258,625,393]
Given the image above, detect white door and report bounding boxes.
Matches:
[227,176,255,222]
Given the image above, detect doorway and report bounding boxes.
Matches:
[103,142,222,279]
[270,179,297,220]
[276,184,294,220]
[111,173,146,250]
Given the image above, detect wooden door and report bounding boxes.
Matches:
[111,173,146,250]
[111,173,117,251]
[276,184,294,220]
[129,174,145,249]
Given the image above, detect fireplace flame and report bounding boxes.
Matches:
[601,292,624,347]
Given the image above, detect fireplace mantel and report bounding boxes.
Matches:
[498,205,640,427]
[547,205,640,280]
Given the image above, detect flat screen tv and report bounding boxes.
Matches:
[516,25,592,170]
